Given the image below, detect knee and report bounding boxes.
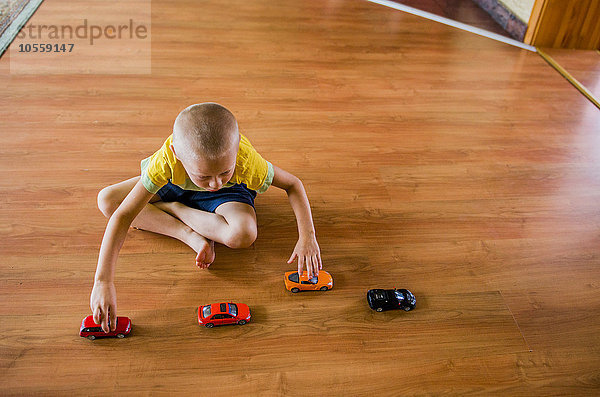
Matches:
[97,186,120,218]
[225,223,257,249]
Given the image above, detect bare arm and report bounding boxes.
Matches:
[91,179,154,332]
[271,165,322,278]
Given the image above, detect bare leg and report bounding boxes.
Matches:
[153,200,257,249]
[97,177,215,267]
[132,202,216,267]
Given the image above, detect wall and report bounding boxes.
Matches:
[498,0,535,23]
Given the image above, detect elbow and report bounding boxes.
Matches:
[97,186,120,218]
[287,176,303,193]
[109,207,137,228]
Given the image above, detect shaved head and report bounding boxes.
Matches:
[172,103,239,161]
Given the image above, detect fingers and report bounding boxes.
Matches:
[93,307,102,325]
[309,254,319,278]
[110,306,117,332]
[298,254,305,277]
[289,252,301,275]
[315,254,320,275]
[306,256,316,279]
[306,255,314,278]
[96,303,116,333]
[101,307,110,333]
[290,249,323,279]
[288,252,297,265]
[93,305,108,332]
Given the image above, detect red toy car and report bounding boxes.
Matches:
[198,302,251,328]
[79,315,131,340]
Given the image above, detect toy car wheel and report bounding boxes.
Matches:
[117,333,125,338]
[237,320,246,325]
[403,307,412,312]
[291,288,300,293]
[87,335,96,340]
[376,307,383,312]
[320,286,329,291]
[205,323,214,328]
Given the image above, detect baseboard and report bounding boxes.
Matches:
[0,0,45,59]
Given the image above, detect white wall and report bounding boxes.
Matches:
[498,0,536,23]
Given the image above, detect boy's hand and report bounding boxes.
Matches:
[287,235,322,278]
[90,280,117,333]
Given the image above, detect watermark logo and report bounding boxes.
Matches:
[17,18,148,46]
[10,0,151,75]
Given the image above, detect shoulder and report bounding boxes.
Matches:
[161,134,175,156]
[150,134,177,164]
[236,133,264,161]
[231,133,273,192]
[141,134,178,193]
[238,133,254,150]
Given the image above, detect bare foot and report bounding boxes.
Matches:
[196,239,215,269]
[185,230,215,269]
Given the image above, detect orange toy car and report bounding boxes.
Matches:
[284,271,333,293]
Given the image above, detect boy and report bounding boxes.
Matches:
[90,103,322,333]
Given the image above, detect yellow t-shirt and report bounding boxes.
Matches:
[140,133,274,194]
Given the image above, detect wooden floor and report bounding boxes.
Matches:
[543,48,600,102]
[1,0,600,395]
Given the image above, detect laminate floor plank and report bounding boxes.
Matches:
[542,48,600,102]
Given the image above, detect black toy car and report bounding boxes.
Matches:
[367,288,416,312]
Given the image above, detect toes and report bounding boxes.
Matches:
[198,260,211,268]
[194,239,216,269]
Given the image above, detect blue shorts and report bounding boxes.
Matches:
[156,182,257,213]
